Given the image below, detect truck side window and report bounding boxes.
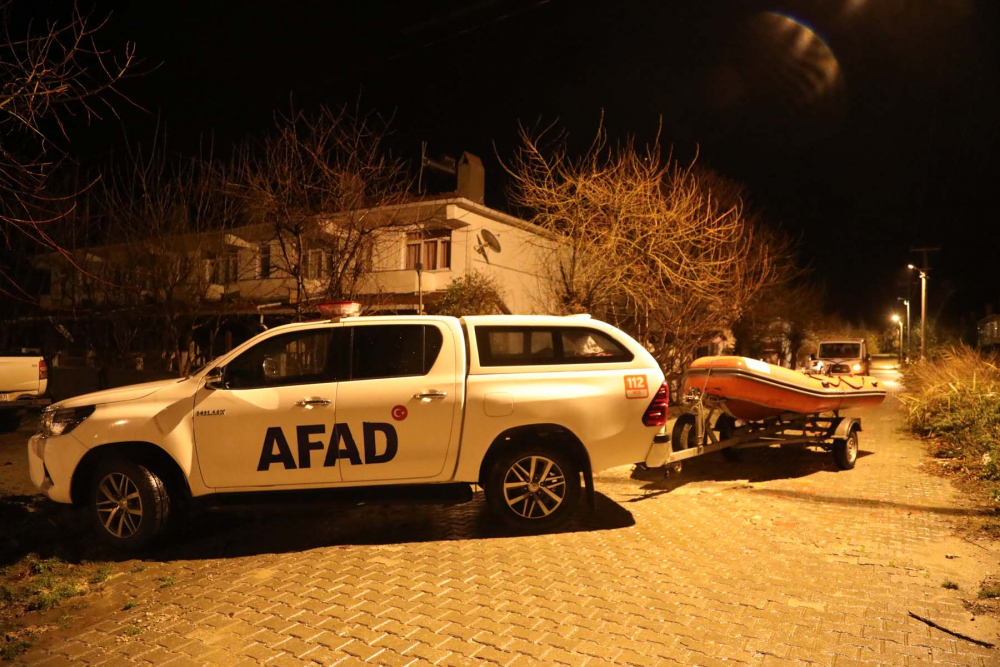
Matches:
[349,324,443,380]
[225,329,339,389]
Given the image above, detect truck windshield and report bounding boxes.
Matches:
[818,343,861,358]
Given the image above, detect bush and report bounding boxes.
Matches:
[433,270,508,316]
[899,346,1000,482]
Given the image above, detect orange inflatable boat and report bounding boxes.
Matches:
[683,356,886,421]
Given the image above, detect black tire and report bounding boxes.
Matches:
[0,411,23,433]
[716,415,742,462]
[671,414,699,450]
[90,459,171,552]
[832,430,859,470]
[485,444,581,531]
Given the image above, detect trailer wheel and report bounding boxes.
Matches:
[832,430,859,470]
[716,415,742,462]
[671,414,699,450]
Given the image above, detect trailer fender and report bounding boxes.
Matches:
[834,417,861,440]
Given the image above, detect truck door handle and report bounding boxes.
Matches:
[295,397,332,407]
[413,391,448,400]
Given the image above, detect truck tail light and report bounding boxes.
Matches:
[642,381,669,426]
[38,359,48,381]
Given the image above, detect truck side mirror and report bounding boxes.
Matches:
[809,353,816,361]
[204,367,226,390]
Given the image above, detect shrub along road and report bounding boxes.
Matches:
[2,365,998,666]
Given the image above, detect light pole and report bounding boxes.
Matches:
[908,264,927,360]
[897,297,911,361]
[891,314,903,367]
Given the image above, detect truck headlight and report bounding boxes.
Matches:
[38,406,95,437]
[852,364,861,372]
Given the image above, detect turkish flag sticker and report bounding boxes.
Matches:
[391,405,408,421]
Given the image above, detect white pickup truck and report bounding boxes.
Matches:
[1,349,49,433]
[29,314,668,550]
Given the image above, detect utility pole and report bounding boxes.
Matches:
[909,247,939,362]
[891,314,903,367]
[897,297,910,360]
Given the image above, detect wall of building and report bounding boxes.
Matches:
[37,199,556,316]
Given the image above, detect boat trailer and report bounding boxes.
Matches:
[643,396,863,472]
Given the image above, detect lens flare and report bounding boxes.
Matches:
[702,10,846,144]
[753,12,844,111]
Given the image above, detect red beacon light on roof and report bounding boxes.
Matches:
[317,300,361,321]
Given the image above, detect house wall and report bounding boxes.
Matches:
[38,198,556,316]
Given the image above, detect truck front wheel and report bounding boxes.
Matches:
[485,446,581,530]
[90,459,171,551]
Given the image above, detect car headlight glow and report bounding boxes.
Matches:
[37,405,96,437]
[852,364,861,372]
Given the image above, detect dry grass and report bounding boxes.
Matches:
[899,346,1000,484]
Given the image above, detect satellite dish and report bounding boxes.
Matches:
[481,229,502,253]
[475,230,502,263]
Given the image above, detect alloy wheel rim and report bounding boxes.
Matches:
[96,472,143,538]
[502,455,566,519]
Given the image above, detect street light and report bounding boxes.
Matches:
[907,264,927,361]
[897,297,911,361]
[891,314,903,367]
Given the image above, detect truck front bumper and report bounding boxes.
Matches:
[28,433,86,504]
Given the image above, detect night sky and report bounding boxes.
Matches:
[37,0,1000,327]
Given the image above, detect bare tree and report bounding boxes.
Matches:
[97,140,241,374]
[733,280,827,368]
[505,121,787,384]
[230,103,412,318]
[0,0,138,282]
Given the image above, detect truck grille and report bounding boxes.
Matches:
[831,363,852,374]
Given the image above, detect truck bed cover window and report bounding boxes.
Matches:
[476,326,633,366]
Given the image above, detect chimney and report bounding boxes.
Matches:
[457,152,485,204]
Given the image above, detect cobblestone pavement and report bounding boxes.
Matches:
[15,372,1000,666]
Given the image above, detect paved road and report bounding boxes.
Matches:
[11,364,1000,666]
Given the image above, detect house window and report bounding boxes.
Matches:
[405,242,421,270]
[404,230,451,270]
[203,255,215,284]
[214,249,239,284]
[325,250,335,278]
[304,249,325,279]
[439,240,451,269]
[256,244,271,279]
[422,240,438,271]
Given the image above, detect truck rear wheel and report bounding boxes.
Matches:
[90,459,171,551]
[485,445,581,530]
